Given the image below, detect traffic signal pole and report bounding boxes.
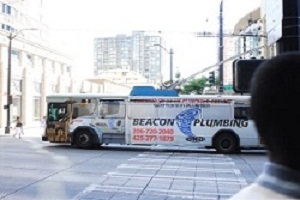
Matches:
[277,0,300,53]
[218,0,224,93]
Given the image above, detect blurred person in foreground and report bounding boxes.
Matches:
[229,52,300,199]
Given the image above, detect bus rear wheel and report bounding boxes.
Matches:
[75,130,93,149]
[214,133,239,154]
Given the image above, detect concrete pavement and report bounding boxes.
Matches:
[71,149,249,200]
[0,129,255,200]
[0,126,43,138]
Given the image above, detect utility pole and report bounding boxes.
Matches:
[5,33,13,134]
[169,48,174,84]
[276,0,300,53]
[218,0,224,93]
[5,28,38,134]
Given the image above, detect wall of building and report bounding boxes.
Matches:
[0,0,75,129]
[0,33,74,128]
[222,5,272,88]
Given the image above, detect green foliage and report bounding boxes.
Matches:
[181,77,208,94]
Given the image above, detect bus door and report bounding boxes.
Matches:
[95,99,126,134]
[46,102,70,142]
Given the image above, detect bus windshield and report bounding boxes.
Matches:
[48,103,67,122]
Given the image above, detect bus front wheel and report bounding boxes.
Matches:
[75,130,93,149]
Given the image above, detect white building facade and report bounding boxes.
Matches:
[0,0,75,130]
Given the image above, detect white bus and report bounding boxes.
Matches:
[42,87,264,153]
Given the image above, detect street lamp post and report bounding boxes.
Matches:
[154,44,174,84]
[5,28,37,134]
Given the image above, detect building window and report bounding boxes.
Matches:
[34,82,41,93]
[1,24,13,31]
[33,97,41,120]
[66,87,71,92]
[2,4,11,15]
[11,50,19,60]
[12,50,19,56]
[27,54,32,61]
[12,96,21,121]
[51,63,55,73]
[51,85,58,93]
[12,79,22,92]
[61,65,65,75]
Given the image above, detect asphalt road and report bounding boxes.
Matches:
[0,136,267,200]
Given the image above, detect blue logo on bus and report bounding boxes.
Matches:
[175,108,205,142]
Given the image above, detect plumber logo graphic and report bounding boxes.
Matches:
[175,108,205,142]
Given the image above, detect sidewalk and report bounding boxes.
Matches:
[0,126,43,138]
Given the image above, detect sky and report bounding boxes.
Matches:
[42,0,262,79]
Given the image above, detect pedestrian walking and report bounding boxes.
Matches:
[229,52,300,199]
[40,116,47,136]
[13,116,24,139]
[40,116,47,129]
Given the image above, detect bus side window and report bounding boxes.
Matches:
[73,107,79,118]
[99,101,121,117]
[234,107,250,120]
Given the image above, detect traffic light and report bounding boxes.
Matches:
[233,59,267,93]
[208,71,215,85]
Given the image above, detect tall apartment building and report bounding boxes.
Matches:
[94,31,163,84]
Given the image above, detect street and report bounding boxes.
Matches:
[0,136,267,200]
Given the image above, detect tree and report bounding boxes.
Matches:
[181,77,208,94]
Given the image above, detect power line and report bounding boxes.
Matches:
[168,44,267,89]
[195,32,267,38]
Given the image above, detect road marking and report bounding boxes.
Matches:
[72,152,247,200]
